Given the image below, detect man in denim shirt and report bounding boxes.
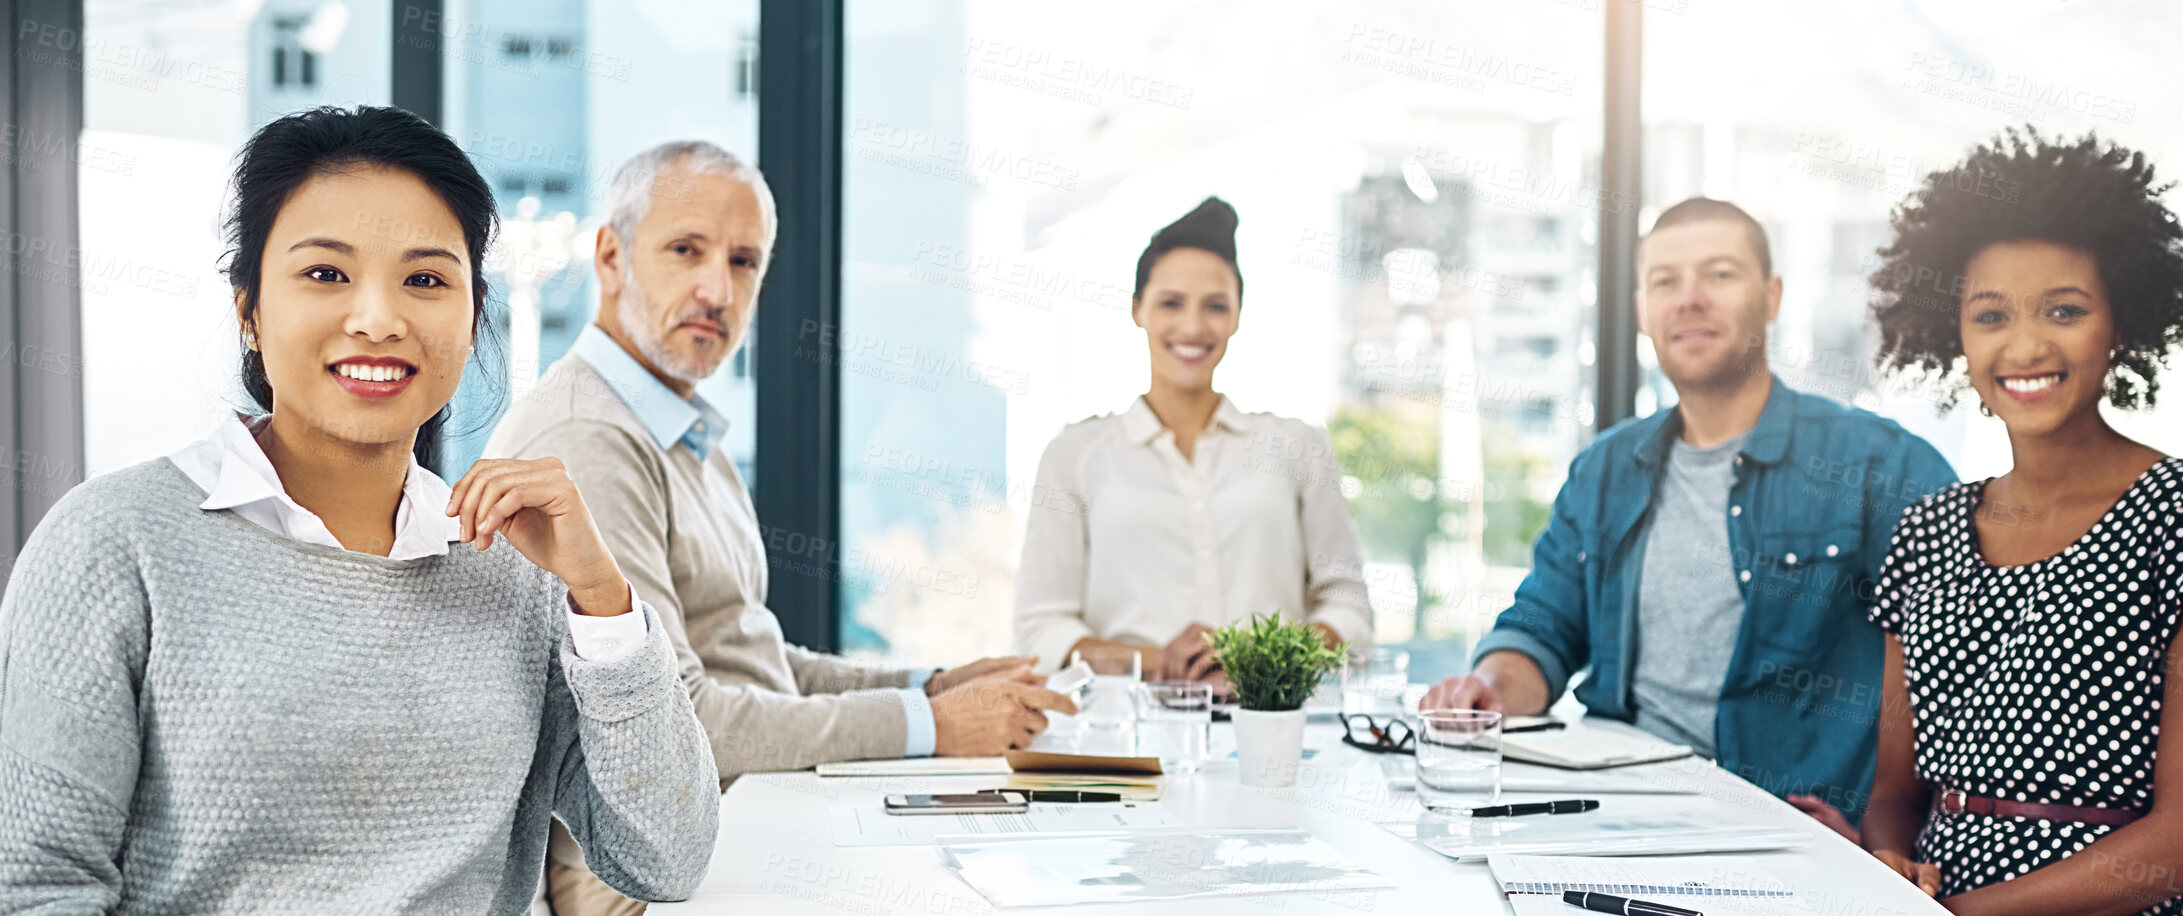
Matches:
[1422,199,1955,831]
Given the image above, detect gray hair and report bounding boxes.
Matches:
[604,140,777,271]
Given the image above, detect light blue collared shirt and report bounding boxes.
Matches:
[568,325,938,756]
[569,326,731,461]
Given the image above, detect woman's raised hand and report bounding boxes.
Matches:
[447,457,631,616]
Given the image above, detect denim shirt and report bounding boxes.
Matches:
[1473,377,1955,820]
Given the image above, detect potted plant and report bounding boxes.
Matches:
[1207,612,1346,788]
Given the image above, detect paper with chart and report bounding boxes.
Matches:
[828,802,1177,846]
[1491,854,1811,915]
[938,828,1393,907]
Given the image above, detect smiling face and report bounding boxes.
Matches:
[1133,247,1240,393]
[241,164,475,451]
[1637,219,1781,393]
[595,163,770,387]
[1959,239,2119,438]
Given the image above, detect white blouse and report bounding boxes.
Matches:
[168,413,644,660]
[1013,396,1372,670]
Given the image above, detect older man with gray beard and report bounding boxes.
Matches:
[485,141,1075,916]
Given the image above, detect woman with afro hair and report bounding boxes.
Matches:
[1860,128,2183,914]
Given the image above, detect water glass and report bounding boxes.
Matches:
[1072,647,1142,730]
[1415,709,1502,812]
[1341,648,1411,718]
[1135,682,1212,774]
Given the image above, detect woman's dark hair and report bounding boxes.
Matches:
[1870,127,2183,409]
[221,105,499,470]
[1133,196,1243,304]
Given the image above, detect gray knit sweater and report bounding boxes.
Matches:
[0,459,719,914]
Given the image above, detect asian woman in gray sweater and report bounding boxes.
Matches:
[0,106,717,914]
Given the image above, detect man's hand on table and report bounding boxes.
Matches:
[1419,653,1549,715]
[1417,674,1505,712]
[925,656,1042,697]
[931,680,1079,756]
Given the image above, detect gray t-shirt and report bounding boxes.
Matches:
[1630,430,1749,757]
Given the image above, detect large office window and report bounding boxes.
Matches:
[1638,0,2183,476]
[839,1,1602,672]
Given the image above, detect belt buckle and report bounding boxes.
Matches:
[1939,788,1968,816]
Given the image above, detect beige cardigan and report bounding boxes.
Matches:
[486,352,921,782]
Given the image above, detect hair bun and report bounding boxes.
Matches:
[1150,196,1239,261]
[1132,195,1244,303]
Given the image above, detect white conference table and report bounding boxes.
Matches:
[655,717,1946,914]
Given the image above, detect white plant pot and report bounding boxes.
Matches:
[1231,707,1308,788]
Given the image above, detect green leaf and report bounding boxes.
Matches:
[1204,612,1348,712]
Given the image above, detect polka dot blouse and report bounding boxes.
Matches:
[1870,457,2183,908]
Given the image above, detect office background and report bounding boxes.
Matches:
[3,0,2178,680]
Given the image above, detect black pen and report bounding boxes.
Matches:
[1469,798,1599,817]
[976,789,1123,803]
[1505,720,1568,733]
[1563,890,1702,916]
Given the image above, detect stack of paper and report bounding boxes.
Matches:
[1004,772,1162,801]
[1488,854,1808,915]
[1504,726,1693,770]
[1386,813,1810,859]
[1375,757,1704,794]
[813,757,1010,777]
[828,803,1177,847]
[1004,749,1162,775]
[939,828,1392,907]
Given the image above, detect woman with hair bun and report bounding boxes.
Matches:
[1860,128,2183,914]
[0,106,716,913]
[1014,197,1372,685]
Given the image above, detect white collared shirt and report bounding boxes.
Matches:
[1013,396,1374,669]
[168,413,646,660]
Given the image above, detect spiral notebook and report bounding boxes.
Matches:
[1489,854,1804,915]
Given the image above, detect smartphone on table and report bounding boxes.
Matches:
[882,792,1029,815]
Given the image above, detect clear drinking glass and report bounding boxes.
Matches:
[1135,682,1213,774]
[1341,648,1412,718]
[1072,647,1143,730]
[1415,709,1502,812]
